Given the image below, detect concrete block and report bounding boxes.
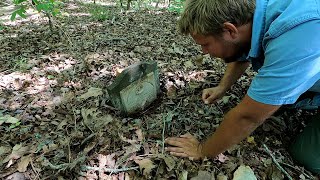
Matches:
[107,61,160,115]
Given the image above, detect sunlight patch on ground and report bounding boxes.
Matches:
[80,0,116,6]
[40,55,77,73]
[84,52,115,81]
[0,53,76,94]
[0,71,56,95]
[65,3,80,10]
[67,12,91,17]
[0,6,41,26]
[0,53,80,112]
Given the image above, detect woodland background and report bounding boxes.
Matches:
[0,0,318,179]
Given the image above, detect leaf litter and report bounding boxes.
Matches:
[0,1,318,179]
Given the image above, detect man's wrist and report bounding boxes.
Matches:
[217,84,229,93]
[197,141,205,158]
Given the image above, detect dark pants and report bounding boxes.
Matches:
[289,114,320,174]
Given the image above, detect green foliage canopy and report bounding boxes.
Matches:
[11,0,62,21]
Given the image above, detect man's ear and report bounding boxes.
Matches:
[222,22,239,41]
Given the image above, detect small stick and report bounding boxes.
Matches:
[279,162,314,180]
[161,114,166,154]
[203,70,216,73]
[30,159,40,180]
[81,166,139,173]
[162,110,176,154]
[263,144,293,180]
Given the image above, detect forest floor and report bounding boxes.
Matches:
[0,1,319,179]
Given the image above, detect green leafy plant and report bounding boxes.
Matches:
[12,58,30,72]
[33,0,61,16]
[88,4,110,22]
[0,23,7,31]
[9,121,21,129]
[168,0,185,13]
[47,75,55,79]
[11,0,62,31]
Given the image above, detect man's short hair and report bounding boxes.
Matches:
[178,0,255,35]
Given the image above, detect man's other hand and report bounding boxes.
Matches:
[165,133,203,160]
[202,86,226,104]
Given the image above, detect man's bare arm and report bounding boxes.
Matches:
[166,95,280,159]
[202,61,250,104]
[219,61,250,91]
[201,95,280,157]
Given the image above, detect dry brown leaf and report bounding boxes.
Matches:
[217,153,229,163]
[184,60,194,68]
[135,129,144,141]
[164,156,175,171]
[233,165,257,180]
[98,154,107,167]
[165,81,177,98]
[17,155,31,172]
[5,172,26,180]
[78,87,103,100]
[0,146,11,157]
[194,55,204,66]
[217,173,228,180]
[115,68,124,76]
[105,154,116,168]
[190,171,215,180]
[119,134,138,145]
[178,170,188,180]
[134,158,155,176]
[156,154,176,172]
[3,144,30,166]
[0,115,20,125]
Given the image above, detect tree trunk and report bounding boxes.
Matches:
[137,0,142,10]
[120,0,123,8]
[127,0,132,10]
[155,0,160,8]
[165,0,171,8]
[45,12,54,33]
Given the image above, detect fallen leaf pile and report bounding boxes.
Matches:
[0,1,318,179]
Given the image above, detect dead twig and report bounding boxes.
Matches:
[279,162,315,180]
[30,159,40,180]
[81,166,139,173]
[162,110,175,154]
[161,114,166,154]
[263,144,293,180]
[42,156,86,171]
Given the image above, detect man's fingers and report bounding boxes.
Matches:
[180,133,194,139]
[202,91,216,104]
[202,91,210,102]
[165,147,185,153]
[205,95,217,104]
[169,152,189,158]
[165,138,185,147]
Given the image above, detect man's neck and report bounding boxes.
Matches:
[238,22,253,46]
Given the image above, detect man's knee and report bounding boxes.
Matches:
[289,115,320,174]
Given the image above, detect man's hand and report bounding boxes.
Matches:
[202,86,226,104]
[165,133,203,160]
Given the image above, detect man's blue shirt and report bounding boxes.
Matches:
[246,0,320,105]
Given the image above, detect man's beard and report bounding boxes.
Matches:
[223,41,251,63]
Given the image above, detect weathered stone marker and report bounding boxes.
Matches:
[107,61,160,115]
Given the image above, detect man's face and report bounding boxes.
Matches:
[191,33,249,63]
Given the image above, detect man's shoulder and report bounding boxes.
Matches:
[264,0,320,39]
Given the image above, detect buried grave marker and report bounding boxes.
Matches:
[107,61,160,115]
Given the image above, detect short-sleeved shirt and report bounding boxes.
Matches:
[246,0,320,105]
